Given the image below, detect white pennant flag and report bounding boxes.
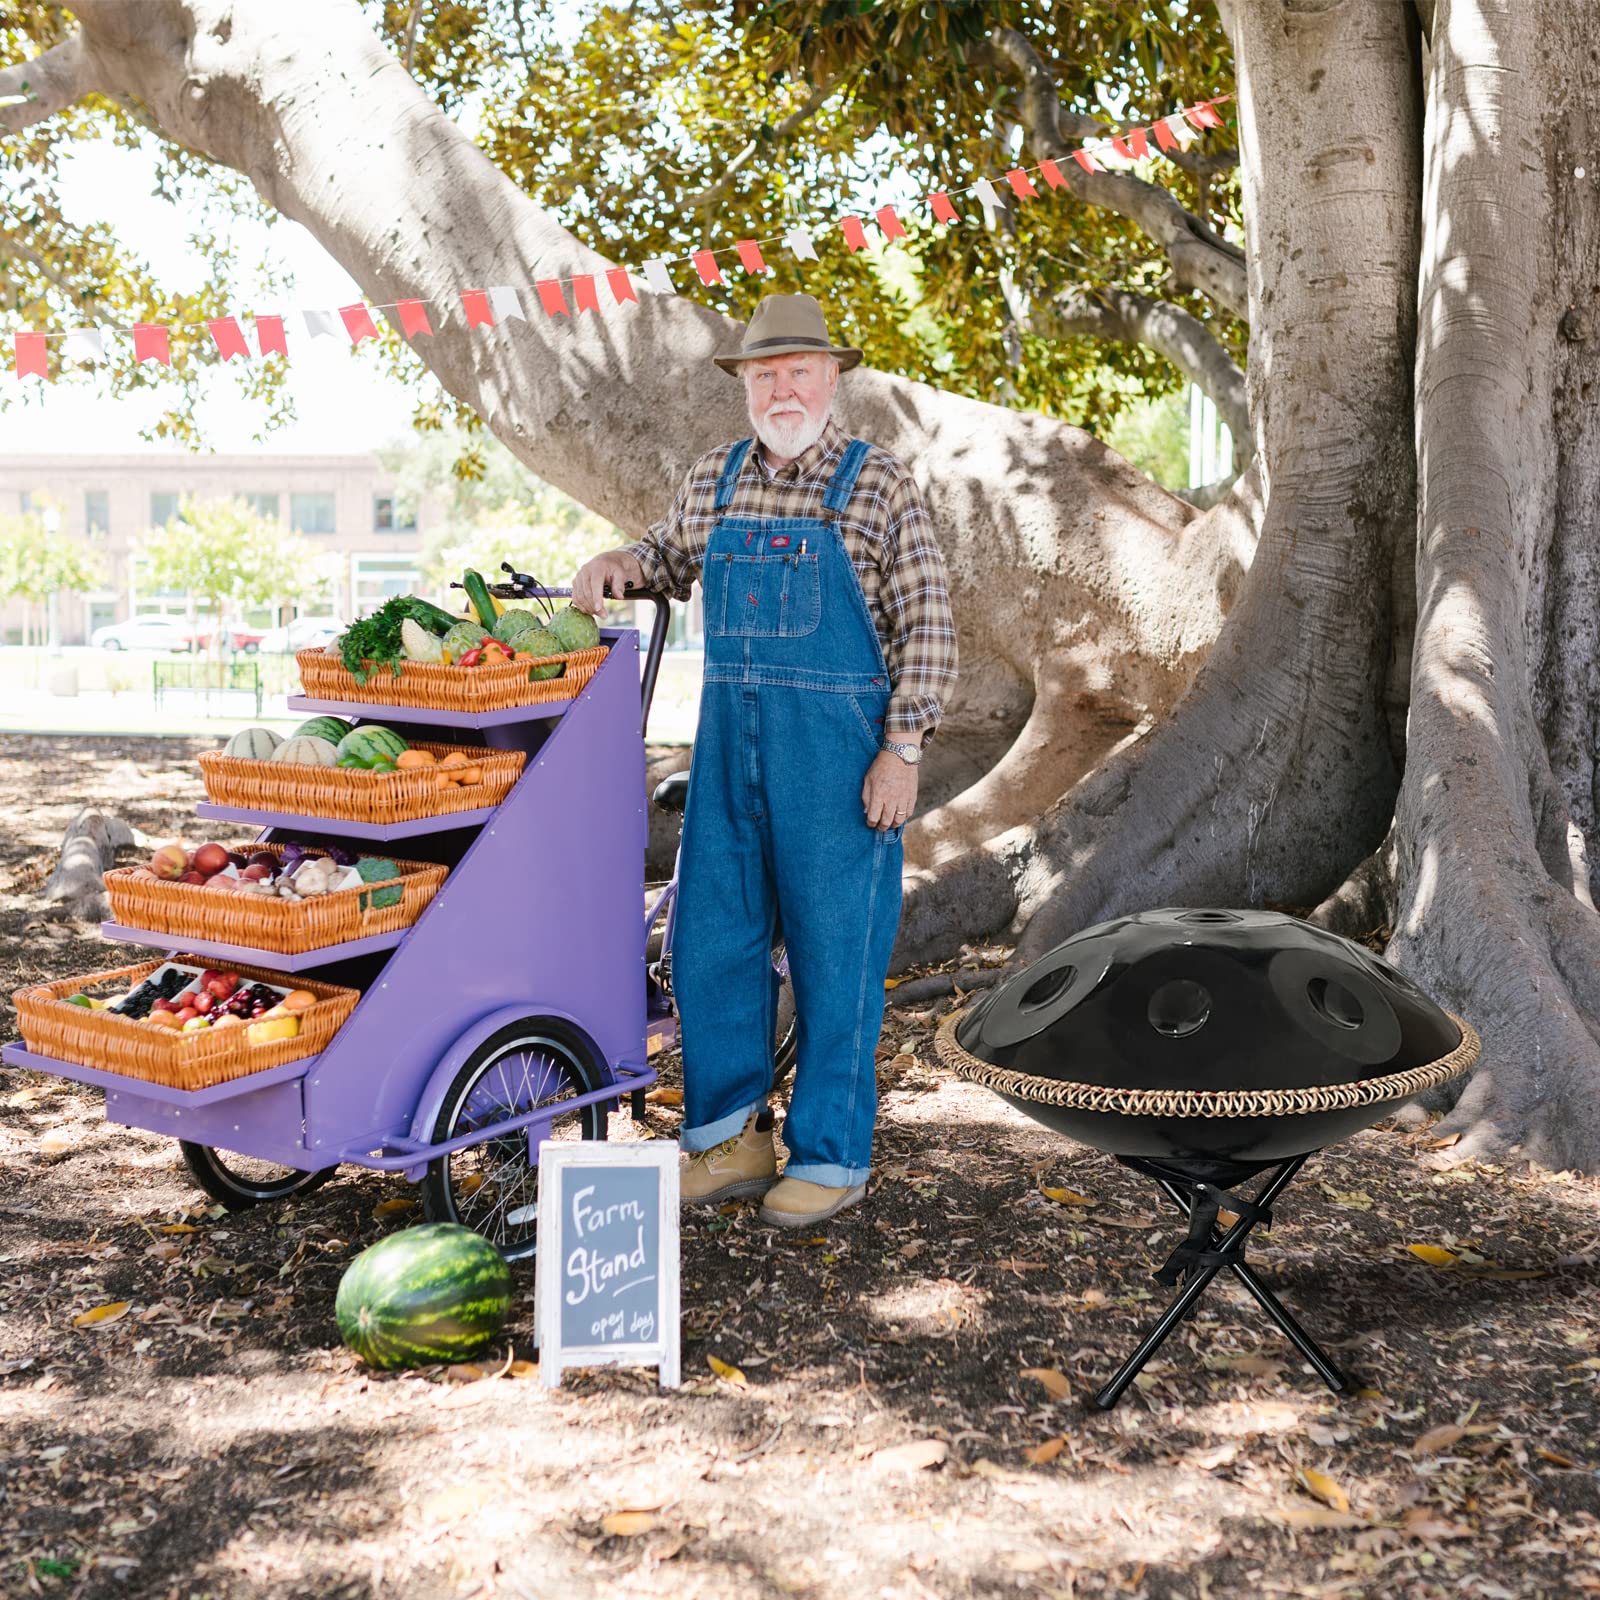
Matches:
[784,227,819,263]
[642,259,676,295]
[488,285,525,323]
[972,177,1003,223]
[1165,112,1198,147]
[64,327,104,363]
[302,308,339,340]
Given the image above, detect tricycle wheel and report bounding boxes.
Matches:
[421,1017,607,1262]
[178,1141,337,1210]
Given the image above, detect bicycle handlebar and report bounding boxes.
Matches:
[497,564,671,737]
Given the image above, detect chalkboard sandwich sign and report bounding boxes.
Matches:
[534,1141,681,1388]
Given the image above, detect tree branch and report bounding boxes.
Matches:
[0,33,99,133]
[402,0,425,73]
[986,25,1248,322]
[682,75,842,213]
[1019,282,1248,443]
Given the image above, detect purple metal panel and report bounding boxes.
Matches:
[195,802,500,841]
[0,1043,317,1108]
[99,923,408,972]
[298,631,648,1161]
[104,1077,315,1168]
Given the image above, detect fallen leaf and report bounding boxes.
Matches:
[1040,1186,1096,1208]
[883,977,903,989]
[1077,1288,1109,1309]
[645,1087,683,1106]
[869,1439,949,1474]
[371,1197,416,1219]
[706,1355,746,1386]
[1275,1506,1368,1531]
[1095,1214,1160,1230]
[1406,1244,1459,1268]
[1321,1187,1375,1210]
[1020,1367,1072,1401]
[158,1224,198,1235]
[72,1301,131,1329]
[1401,1508,1474,1540]
[38,1129,75,1156]
[1419,1131,1462,1149]
[1023,1436,1066,1465]
[601,1509,659,1537]
[1296,1467,1351,1513]
[899,1240,926,1259]
[1412,1424,1466,1456]
[508,1360,540,1380]
[421,1483,497,1522]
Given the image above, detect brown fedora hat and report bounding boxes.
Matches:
[714,293,863,375]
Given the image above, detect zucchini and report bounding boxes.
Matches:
[462,569,499,630]
[404,596,463,636]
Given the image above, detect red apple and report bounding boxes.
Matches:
[203,872,235,889]
[189,990,216,1015]
[149,844,189,881]
[240,863,272,882]
[175,1006,199,1024]
[192,842,230,877]
[179,870,207,885]
[152,997,175,1013]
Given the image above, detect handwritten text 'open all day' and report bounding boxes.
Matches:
[566,1185,655,1340]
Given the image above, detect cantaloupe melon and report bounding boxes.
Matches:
[225,727,282,760]
[271,735,341,765]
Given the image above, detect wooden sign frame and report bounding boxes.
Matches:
[534,1139,681,1389]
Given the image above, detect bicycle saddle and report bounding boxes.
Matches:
[652,771,690,813]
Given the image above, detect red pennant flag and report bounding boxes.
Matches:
[132,324,171,366]
[1004,168,1038,200]
[1154,118,1179,154]
[875,205,906,242]
[607,268,637,305]
[571,274,600,314]
[208,317,250,362]
[1129,126,1152,161]
[929,191,959,224]
[536,279,568,317]
[1073,148,1103,173]
[735,239,767,274]
[461,289,494,328]
[692,250,722,286]
[398,299,433,337]
[255,315,287,357]
[13,331,47,379]
[339,303,378,344]
[1188,102,1225,128]
[840,216,869,253]
[1039,159,1066,190]
[1111,135,1136,161]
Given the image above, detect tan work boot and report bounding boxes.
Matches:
[680,1109,778,1206]
[758,1175,866,1228]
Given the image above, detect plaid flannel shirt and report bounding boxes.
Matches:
[629,419,958,741]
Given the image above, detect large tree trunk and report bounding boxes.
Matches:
[21,0,1246,875]
[1385,0,1600,1169]
[898,0,1424,966]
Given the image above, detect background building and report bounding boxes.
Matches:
[0,452,435,645]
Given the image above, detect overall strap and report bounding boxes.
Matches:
[821,439,873,515]
[713,438,755,513]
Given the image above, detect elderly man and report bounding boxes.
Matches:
[572,294,956,1228]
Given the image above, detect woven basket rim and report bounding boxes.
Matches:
[933,1008,1481,1118]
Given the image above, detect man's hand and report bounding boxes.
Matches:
[863,751,919,831]
[572,549,646,617]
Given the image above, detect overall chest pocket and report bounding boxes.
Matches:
[711,552,821,638]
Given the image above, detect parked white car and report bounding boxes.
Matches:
[90,615,205,652]
[256,616,345,654]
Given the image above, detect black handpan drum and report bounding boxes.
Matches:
[936,909,1480,1178]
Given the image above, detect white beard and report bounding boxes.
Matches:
[751,402,829,460]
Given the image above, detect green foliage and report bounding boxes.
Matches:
[135,496,327,648]
[1102,389,1192,493]
[0,496,101,643]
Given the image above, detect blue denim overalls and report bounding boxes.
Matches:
[674,437,903,1187]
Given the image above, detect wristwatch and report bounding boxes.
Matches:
[881,739,922,766]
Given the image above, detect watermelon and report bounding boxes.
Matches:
[335,1222,512,1370]
[336,725,409,765]
[292,715,353,746]
[271,735,340,765]
[225,726,281,759]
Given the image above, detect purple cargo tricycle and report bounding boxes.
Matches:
[3,577,795,1261]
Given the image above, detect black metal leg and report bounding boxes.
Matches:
[1092,1154,1350,1409]
[631,1086,647,1120]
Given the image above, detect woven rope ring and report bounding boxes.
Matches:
[934,1009,1481,1118]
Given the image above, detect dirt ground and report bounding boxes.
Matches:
[3,731,1600,1600]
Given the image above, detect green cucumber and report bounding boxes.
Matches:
[405,597,462,636]
[461,570,499,630]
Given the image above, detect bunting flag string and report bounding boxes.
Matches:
[7,93,1230,380]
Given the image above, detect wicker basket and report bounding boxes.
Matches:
[295,643,608,712]
[13,959,360,1091]
[104,845,448,955]
[198,740,524,824]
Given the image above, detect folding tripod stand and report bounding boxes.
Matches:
[1092,1152,1354,1411]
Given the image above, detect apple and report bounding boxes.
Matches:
[203,972,240,1000]
[182,1016,211,1032]
[189,990,216,1015]
[149,843,189,881]
[152,997,175,1013]
[179,870,208,886]
[248,850,278,870]
[192,841,230,876]
[175,1005,198,1024]
[240,863,272,882]
[212,1014,243,1029]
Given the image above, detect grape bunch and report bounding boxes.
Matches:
[216,982,284,1021]
[110,966,192,1019]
